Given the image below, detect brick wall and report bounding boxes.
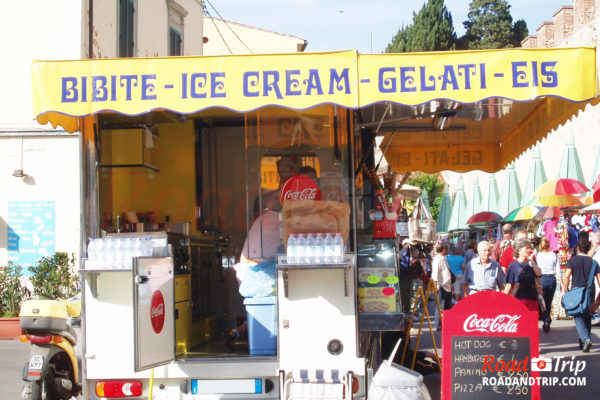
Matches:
[553,6,574,45]
[521,0,596,48]
[521,35,537,48]
[573,0,596,26]
[537,22,555,48]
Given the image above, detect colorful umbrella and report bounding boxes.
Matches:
[594,188,600,203]
[584,201,600,212]
[593,174,600,191]
[466,211,502,225]
[532,194,583,207]
[534,206,563,220]
[533,178,590,197]
[503,205,541,222]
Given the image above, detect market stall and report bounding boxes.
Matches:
[30,47,598,400]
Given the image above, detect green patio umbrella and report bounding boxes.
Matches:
[420,189,432,215]
[521,145,547,206]
[448,177,468,232]
[497,163,522,217]
[480,173,500,214]
[436,185,452,234]
[558,130,585,182]
[588,148,600,193]
[465,175,482,218]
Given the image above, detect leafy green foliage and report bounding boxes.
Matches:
[0,263,29,317]
[28,253,79,299]
[407,173,445,219]
[461,0,528,49]
[386,0,456,53]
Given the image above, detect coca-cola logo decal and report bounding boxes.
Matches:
[463,314,520,333]
[280,175,321,204]
[150,290,165,334]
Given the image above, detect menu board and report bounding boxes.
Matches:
[441,291,540,400]
[451,336,531,399]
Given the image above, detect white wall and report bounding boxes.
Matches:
[87,0,204,58]
[0,1,82,268]
[0,1,81,129]
[0,137,81,268]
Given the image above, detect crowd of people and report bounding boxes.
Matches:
[402,223,600,353]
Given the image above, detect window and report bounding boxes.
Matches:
[169,27,182,56]
[119,0,135,57]
[167,0,187,56]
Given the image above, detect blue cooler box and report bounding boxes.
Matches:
[243,296,277,355]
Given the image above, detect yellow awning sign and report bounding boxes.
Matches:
[33,48,596,124]
[358,47,596,106]
[32,51,359,122]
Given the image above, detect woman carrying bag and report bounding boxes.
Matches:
[504,239,542,313]
[537,237,563,333]
[563,237,600,353]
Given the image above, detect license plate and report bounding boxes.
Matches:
[29,355,43,370]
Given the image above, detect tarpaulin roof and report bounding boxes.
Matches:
[32,48,597,173]
[480,173,500,213]
[465,175,482,218]
[521,145,547,206]
[448,177,468,232]
[558,130,585,182]
[436,185,453,234]
[497,163,522,217]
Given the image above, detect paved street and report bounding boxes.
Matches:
[417,317,600,400]
[0,338,29,399]
[3,318,600,399]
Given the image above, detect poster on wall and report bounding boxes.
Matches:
[7,201,56,274]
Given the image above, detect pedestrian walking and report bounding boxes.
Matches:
[462,241,506,296]
[504,239,541,312]
[563,237,600,352]
[447,245,466,301]
[537,237,562,332]
[431,243,452,330]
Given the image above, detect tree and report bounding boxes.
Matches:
[461,0,528,49]
[407,173,445,219]
[386,0,456,53]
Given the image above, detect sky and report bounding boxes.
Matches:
[206,0,571,53]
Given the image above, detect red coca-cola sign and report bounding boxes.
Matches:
[463,314,521,333]
[150,290,165,334]
[442,291,540,400]
[280,175,321,205]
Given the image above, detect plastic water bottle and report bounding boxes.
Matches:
[105,238,115,269]
[305,234,316,264]
[287,234,297,264]
[95,239,105,268]
[296,234,306,264]
[133,238,142,258]
[143,237,154,256]
[333,232,344,264]
[314,233,324,264]
[114,238,124,268]
[323,233,334,264]
[87,238,97,269]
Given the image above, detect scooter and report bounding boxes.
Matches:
[19,290,82,400]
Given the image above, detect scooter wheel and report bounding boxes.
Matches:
[23,368,57,400]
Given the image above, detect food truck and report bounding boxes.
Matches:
[30,48,597,399]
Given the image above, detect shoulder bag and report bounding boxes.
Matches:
[561,260,599,316]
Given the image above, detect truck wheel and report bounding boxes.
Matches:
[28,368,58,400]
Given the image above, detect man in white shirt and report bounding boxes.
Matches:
[462,241,506,296]
[431,243,452,330]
